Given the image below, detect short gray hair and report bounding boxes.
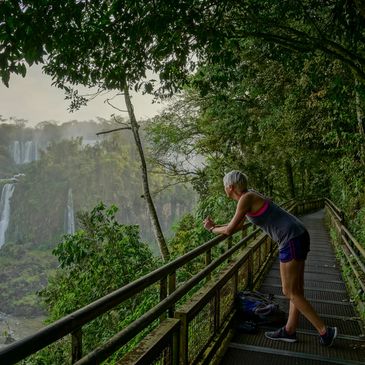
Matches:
[223,170,248,191]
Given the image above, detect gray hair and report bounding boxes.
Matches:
[223,170,248,191]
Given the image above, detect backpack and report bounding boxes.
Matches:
[235,290,286,328]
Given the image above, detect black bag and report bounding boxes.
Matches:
[236,290,286,327]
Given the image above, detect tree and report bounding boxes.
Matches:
[1,0,364,246]
[147,34,362,202]
[1,1,364,90]
[33,203,160,364]
[97,90,170,261]
[2,1,176,260]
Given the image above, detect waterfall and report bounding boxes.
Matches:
[12,141,21,165]
[66,188,75,234]
[0,184,15,249]
[10,141,38,164]
[23,141,33,164]
[34,141,39,161]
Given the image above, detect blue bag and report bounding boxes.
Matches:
[236,290,286,326]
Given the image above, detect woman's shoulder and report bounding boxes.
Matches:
[246,189,267,201]
[241,190,266,211]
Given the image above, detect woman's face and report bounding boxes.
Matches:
[224,184,233,198]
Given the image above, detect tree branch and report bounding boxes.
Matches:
[96,127,131,136]
[234,30,365,82]
[105,98,128,113]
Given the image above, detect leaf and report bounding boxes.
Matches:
[1,70,10,87]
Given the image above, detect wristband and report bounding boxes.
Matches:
[209,225,215,232]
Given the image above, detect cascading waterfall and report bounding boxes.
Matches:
[65,188,75,234]
[23,141,33,164]
[0,184,15,249]
[34,141,39,161]
[11,141,21,165]
[10,141,39,164]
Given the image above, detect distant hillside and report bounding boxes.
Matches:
[0,119,196,316]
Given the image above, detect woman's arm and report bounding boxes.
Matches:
[208,195,251,235]
[210,219,246,235]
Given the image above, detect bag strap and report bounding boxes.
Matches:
[254,303,277,316]
[242,291,272,304]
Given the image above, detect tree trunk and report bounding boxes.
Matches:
[354,0,365,21]
[355,77,365,164]
[285,160,296,199]
[123,86,170,261]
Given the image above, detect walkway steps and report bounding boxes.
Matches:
[220,210,365,365]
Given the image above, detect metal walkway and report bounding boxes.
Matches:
[221,210,365,365]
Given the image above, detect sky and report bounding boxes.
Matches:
[0,65,165,126]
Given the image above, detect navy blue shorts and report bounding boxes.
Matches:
[279,231,310,263]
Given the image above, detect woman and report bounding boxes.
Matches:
[203,170,337,346]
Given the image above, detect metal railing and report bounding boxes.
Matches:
[324,198,365,317]
[0,199,323,365]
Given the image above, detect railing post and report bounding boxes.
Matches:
[175,312,188,365]
[340,223,346,246]
[172,327,180,365]
[234,269,238,297]
[215,287,221,330]
[241,225,248,240]
[168,272,176,318]
[205,248,212,281]
[247,252,253,290]
[339,210,345,224]
[205,248,212,266]
[227,236,233,263]
[160,277,168,321]
[71,328,82,364]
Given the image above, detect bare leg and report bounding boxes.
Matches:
[280,259,326,334]
[284,260,304,333]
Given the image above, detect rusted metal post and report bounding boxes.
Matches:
[71,328,82,364]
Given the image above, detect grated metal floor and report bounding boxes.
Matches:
[220,209,365,365]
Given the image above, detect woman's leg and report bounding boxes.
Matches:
[283,260,304,334]
[280,259,326,334]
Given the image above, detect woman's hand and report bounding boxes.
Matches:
[203,216,215,231]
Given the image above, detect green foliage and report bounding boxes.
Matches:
[1,0,365,355]
[0,243,56,316]
[1,0,365,93]
[1,120,195,249]
[168,193,236,285]
[0,119,196,318]
[147,31,365,249]
[352,207,365,247]
[29,203,160,364]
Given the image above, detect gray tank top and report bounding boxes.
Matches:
[246,199,306,250]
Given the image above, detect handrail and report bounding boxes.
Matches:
[75,228,261,365]
[324,198,365,312]
[324,198,344,223]
[0,221,250,364]
[324,198,365,260]
[0,199,321,365]
[342,225,365,261]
